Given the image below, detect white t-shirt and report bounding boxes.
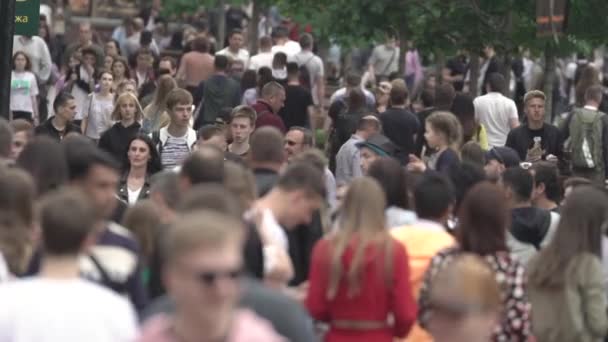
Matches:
[0,278,137,342]
[216,48,250,68]
[83,93,115,139]
[71,66,93,121]
[249,51,274,71]
[271,41,301,59]
[473,92,519,147]
[10,71,38,113]
[127,187,142,205]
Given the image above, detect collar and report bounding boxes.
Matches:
[351,134,364,141]
[256,100,275,113]
[584,105,599,111]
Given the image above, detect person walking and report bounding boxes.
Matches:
[0,189,138,341]
[82,71,115,142]
[418,182,531,341]
[527,186,608,342]
[306,178,417,342]
[473,73,520,148]
[10,52,39,124]
[118,134,162,206]
[98,92,144,167]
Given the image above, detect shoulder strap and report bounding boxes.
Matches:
[88,254,126,293]
[152,130,163,152]
[381,49,397,76]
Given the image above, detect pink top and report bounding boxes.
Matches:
[137,309,285,342]
[177,52,215,87]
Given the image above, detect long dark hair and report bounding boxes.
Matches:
[451,93,480,143]
[367,157,409,210]
[125,134,162,175]
[528,186,608,288]
[456,182,509,255]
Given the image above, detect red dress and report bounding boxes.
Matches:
[306,237,417,342]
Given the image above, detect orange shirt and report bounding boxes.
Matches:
[390,221,456,342]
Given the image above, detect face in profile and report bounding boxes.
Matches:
[359,147,379,175]
[10,131,29,161]
[283,191,322,228]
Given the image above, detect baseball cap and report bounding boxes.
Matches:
[485,147,521,168]
[356,134,397,157]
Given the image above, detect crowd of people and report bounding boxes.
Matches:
[2,3,608,342]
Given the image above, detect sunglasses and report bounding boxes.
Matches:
[197,269,242,286]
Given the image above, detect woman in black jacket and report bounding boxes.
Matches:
[117,134,161,205]
[98,92,143,168]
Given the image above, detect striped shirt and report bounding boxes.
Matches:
[160,133,191,170]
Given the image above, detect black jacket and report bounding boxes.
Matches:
[505,123,563,162]
[510,207,551,250]
[117,173,152,205]
[98,122,142,168]
[34,118,81,141]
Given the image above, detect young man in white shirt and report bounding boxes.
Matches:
[216,29,250,69]
[293,33,325,105]
[249,36,274,71]
[153,88,197,170]
[473,72,520,148]
[271,26,301,59]
[0,189,137,341]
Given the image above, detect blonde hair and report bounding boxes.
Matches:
[328,177,392,299]
[427,111,463,150]
[111,92,144,122]
[148,75,177,113]
[523,90,546,105]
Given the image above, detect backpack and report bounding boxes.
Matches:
[568,108,605,169]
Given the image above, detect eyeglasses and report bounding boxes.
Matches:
[285,140,299,147]
[196,269,242,286]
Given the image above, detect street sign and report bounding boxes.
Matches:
[14,0,40,36]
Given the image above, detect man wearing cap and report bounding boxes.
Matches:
[335,115,381,184]
[484,146,522,182]
[357,133,398,175]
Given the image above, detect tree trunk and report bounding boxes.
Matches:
[248,0,260,54]
[435,49,446,84]
[543,43,556,123]
[398,26,408,75]
[469,53,480,97]
[217,0,226,50]
[501,52,513,98]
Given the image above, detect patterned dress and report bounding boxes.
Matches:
[418,246,531,341]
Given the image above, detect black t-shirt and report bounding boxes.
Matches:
[380,107,420,161]
[279,84,313,129]
[505,123,563,162]
[446,56,468,91]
